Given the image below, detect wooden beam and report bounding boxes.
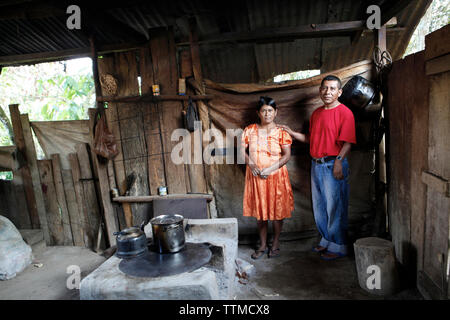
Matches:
[0,41,146,67]
[96,94,213,103]
[425,24,450,61]
[177,20,367,46]
[20,114,51,244]
[9,104,41,229]
[113,194,214,203]
[426,54,450,76]
[374,24,387,52]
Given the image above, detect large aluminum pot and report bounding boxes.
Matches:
[114,223,147,258]
[150,214,185,253]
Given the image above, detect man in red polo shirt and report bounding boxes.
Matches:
[279,75,356,260]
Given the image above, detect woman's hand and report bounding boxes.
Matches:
[259,167,274,179]
[249,163,261,177]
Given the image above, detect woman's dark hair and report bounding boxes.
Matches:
[257,96,277,111]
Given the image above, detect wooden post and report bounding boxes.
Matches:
[8,104,41,229]
[374,24,388,235]
[88,108,118,247]
[51,153,74,246]
[90,37,120,245]
[140,45,167,197]
[37,159,64,245]
[19,114,51,244]
[149,28,187,195]
[188,21,216,217]
[75,143,103,250]
[96,55,128,230]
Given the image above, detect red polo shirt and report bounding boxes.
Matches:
[309,104,356,158]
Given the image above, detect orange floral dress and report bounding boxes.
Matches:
[242,124,294,221]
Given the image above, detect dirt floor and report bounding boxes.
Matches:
[0,236,423,300]
[234,236,423,300]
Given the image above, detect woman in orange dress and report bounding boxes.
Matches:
[241,96,294,259]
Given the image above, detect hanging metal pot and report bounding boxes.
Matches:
[114,222,148,259]
[150,214,185,253]
[339,75,376,110]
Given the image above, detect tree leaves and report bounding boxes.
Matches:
[0,59,95,146]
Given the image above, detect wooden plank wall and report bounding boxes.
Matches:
[96,28,205,227]
[2,29,207,249]
[2,105,104,250]
[421,25,450,297]
[387,51,429,283]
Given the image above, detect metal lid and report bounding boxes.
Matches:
[116,227,144,240]
[150,214,184,225]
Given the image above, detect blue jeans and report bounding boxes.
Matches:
[311,158,349,255]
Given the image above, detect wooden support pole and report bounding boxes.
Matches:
[75,143,103,250]
[20,114,51,244]
[88,108,118,247]
[51,153,74,246]
[140,44,167,197]
[8,104,41,229]
[188,20,216,217]
[374,24,387,52]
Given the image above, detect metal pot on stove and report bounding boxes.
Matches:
[114,222,148,258]
[150,214,185,253]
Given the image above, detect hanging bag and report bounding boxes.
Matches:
[93,111,119,160]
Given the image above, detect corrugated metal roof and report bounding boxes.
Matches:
[0,0,431,82]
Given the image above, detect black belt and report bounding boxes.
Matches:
[312,156,336,163]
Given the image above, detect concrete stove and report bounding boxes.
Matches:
[80,218,238,300]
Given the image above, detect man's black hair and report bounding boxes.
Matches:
[257,96,277,110]
[321,75,342,89]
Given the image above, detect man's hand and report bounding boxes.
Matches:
[277,124,293,135]
[333,160,344,180]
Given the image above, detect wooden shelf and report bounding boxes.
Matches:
[112,193,214,203]
[97,94,213,103]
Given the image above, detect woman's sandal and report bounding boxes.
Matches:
[268,247,280,258]
[251,248,268,260]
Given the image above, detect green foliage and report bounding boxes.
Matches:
[0,59,95,147]
[0,171,13,180]
[404,0,450,57]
